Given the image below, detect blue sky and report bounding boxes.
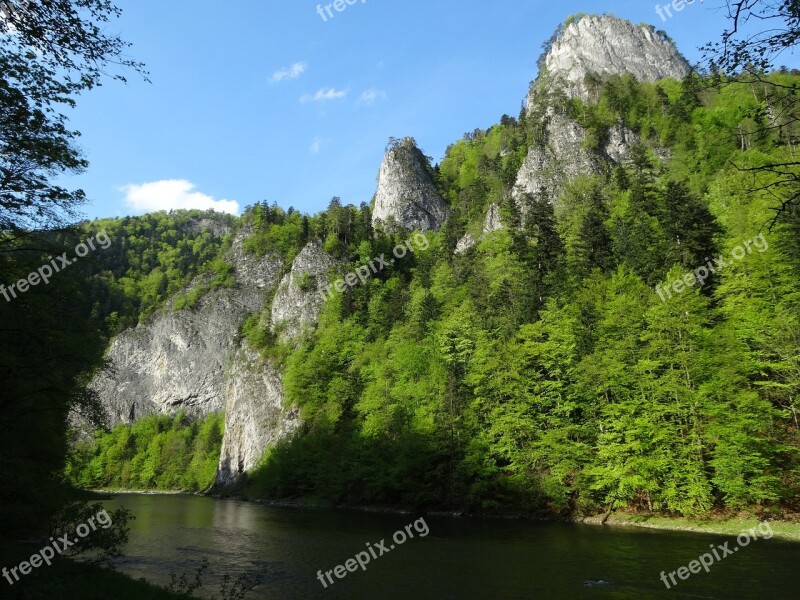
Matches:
[65,0,799,220]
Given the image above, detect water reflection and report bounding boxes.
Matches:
[101,495,800,600]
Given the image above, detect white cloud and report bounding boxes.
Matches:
[357,88,387,106]
[309,137,331,154]
[300,87,348,103]
[269,61,307,83]
[120,180,240,215]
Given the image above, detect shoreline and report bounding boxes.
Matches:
[579,512,800,541]
[92,488,800,542]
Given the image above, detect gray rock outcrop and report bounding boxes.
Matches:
[372,137,448,232]
[515,15,673,214]
[516,113,595,199]
[215,347,300,485]
[269,240,340,340]
[91,229,284,425]
[513,114,640,212]
[92,230,344,487]
[533,15,691,104]
[217,240,339,483]
[455,203,506,253]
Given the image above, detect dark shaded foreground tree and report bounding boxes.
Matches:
[0,231,113,532]
[0,0,144,535]
[0,0,146,232]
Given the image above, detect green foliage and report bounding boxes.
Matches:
[66,412,225,492]
[564,13,587,27]
[438,119,528,233]
[83,209,236,333]
[242,201,308,264]
[173,256,235,311]
[0,0,145,537]
[0,0,146,233]
[12,63,800,526]
[0,229,112,534]
[246,72,800,519]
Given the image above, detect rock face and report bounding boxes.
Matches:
[372,137,448,232]
[514,15,677,214]
[219,240,338,484]
[483,204,503,234]
[604,124,638,163]
[269,240,339,340]
[92,229,284,425]
[534,15,691,103]
[512,113,638,213]
[215,347,300,485]
[455,203,505,254]
[514,113,596,204]
[92,230,342,487]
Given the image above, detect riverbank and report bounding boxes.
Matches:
[580,512,800,541]
[212,488,800,542]
[94,487,800,542]
[0,538,182,600]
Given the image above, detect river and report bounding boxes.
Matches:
[100,495,799,599]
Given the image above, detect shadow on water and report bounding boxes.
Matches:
[100,495,800,599]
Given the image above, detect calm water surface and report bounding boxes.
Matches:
[101,495,799,599]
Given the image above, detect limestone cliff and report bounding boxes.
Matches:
[269,240,339,340]
[218,240,338,484]
[91,229,283,425]
[512,115,638,212]
[514,15,681,216]
[533,14,691,104]
[371,137,448,232]
[91,228,342,486]
[455,203,505,254]
[215,347,300,485]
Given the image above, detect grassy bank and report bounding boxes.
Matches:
[580,512,800,542]
[0,539,182,600]
[225,483,800,542]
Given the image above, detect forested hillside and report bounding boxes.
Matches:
[8,3,800,598]
[60,67,800,519]
[239,71,800,517]
[1,210,234,530]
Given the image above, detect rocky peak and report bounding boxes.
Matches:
[533,14,691,103]
[269,239,339,340]
[371,137,448,232]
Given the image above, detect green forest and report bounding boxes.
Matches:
[4,0,800,544]
[239,71,800,518]
[50,68,800,520]
[67,412,224,492]
[16,68,800,523]
[7,2,800,598]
